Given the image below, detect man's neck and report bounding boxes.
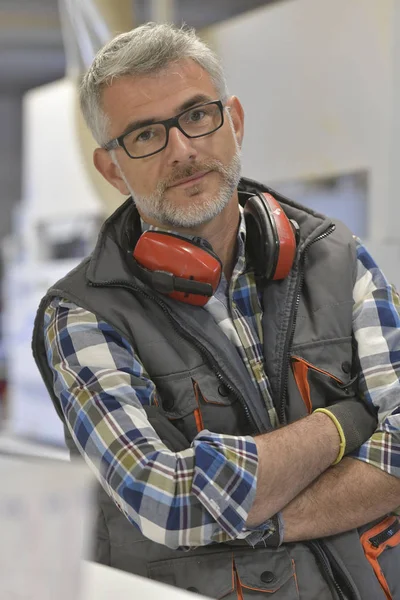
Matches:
[190,198,240,281]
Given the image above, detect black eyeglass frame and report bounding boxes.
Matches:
[103,99,225,159]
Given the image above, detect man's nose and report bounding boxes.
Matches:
[165,126,197,164]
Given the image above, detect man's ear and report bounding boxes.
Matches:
[93,148,130,195]
[226,96,244,148]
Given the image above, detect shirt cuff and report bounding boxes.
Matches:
[191,430,259,539]
[239,512,284,547]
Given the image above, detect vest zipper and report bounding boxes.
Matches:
[282,224,362,600]
[308,541,347,600]
[88,280,258,434]
[319,540,362,600]
[369,518,400,548]
[278,224,336,424]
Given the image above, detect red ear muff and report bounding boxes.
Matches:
[244,192,298,280]
[130,191,297,305]
[132,231,222,306]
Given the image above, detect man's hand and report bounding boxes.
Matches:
[282,458,400,542]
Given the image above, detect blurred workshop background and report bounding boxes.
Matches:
[0,0,399,448]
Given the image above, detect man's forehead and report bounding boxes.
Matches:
[101,59,217,125]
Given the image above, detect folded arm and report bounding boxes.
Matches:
[45,298,343,548]
[283,240,400,540]
[45,298,262,550]
[282,457,400,542]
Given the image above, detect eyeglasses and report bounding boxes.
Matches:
[103,100,225,159]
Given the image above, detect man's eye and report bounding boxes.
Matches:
[188,110,206,122]
[136,130,153,142]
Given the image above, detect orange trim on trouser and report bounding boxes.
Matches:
[232,559,300,600]
[360,516,400,600]
[234,565,244,600]
[193,408,204,433]
[234,560,297,595]
[192,381,205,433]
[291,358,312,414]
[292,560,299,596]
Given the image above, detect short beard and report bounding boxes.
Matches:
[112,140,242,229]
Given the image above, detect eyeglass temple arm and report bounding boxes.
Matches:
[103,139,120,151]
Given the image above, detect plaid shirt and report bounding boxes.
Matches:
[44,212,400,550]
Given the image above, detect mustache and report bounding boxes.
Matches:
[157,160,227,193]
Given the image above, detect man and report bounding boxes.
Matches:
[33,23,400,599]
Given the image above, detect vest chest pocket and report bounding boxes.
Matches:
[153,366,251,444]
[289,355,357,419]
[234,548,299,598]
[360,515,400,600]
[147,547,299,599]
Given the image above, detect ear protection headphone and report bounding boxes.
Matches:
[130,191,299,306]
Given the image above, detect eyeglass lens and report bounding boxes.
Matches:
[123,103,222,158]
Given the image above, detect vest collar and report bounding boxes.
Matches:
[238,177,334,252]
[87,177,334,286]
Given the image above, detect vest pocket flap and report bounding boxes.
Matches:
[360,515,400,599]
[291,353,358,414]
[291,337,353,383]
[234,548,295,592]
[147,552,234,598]
[190,365,236,406]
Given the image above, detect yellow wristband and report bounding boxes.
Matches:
[314,408,346,465]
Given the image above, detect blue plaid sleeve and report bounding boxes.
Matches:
[44,297,261,549]
[350,239,400,477]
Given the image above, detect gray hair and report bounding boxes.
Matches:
[79,22,229,145]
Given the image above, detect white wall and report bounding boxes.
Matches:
[22,78,101,222]
[19,78,102,262]
[212,0,400,285]
[2,79,103,443]
[0,95,23,242]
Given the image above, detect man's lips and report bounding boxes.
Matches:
[169,171,211,188]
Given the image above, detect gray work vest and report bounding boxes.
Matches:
[32,178,399,599]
